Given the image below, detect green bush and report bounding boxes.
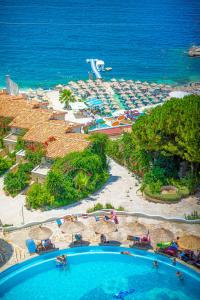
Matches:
[144,184,190,202]
[185,211,200,220]
[87,203,125,213]
[117,206,125,211]
[87,203,104,213]
[25,146,45,167]
[0,157,12,176]
[4,163,33,196]
[26,183,54,209]
[105,203,114,209]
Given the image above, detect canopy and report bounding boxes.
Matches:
[94,220,116,234]
[125,222,147,236]
[149,228,174,247]
[29,226,52,240]
[86,98,103,107]
[179,235,200,250]
[60,221,85,234]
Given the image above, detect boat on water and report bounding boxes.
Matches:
[105,67,112,71]
[188,46,200,57]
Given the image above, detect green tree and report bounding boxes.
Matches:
[74,171,90,191]
[89,133,108,167]
[46,170,66,201]
[59,89,75,108]
[132,95,200,168]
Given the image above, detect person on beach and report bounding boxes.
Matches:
[153,260,159,268]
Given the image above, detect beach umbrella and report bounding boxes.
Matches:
[179,235,200,250]
[149,228,174,246]
[94,220,116,234]
[29,226,53,240]
[125,222,147,236]
[60,221,85,234]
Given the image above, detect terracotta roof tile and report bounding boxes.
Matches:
[0,94,37,119]
[45,136,90,159]
[9,109,53,130]
[23,120,80,143]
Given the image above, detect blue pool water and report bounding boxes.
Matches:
[0,0,200,88]
[0,247,200,300]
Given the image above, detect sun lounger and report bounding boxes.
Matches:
[127,235,140,242]
[26,239,37,254]
[56,219,62,227]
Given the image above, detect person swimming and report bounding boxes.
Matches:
[121,251,134,256]
[172,257,177,265]
[56,255,67,265]
[153,260,159,268]
[176,271,184,281]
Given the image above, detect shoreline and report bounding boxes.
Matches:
[1,77,200,91]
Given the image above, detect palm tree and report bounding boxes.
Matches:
[59,89,75,109]
[74,171,89,192]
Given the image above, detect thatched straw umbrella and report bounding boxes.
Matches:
[60,221,85,241]
[29,226,53,240]
[125,221,147,236]
[94,221,116,234]
[149,228,174,247]
[179,235,200,250]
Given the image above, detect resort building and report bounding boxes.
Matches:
[0,92,90,182]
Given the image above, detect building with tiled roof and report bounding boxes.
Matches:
[22,121,81,143]
[45,136,90,159]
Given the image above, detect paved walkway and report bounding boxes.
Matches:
[0,159,199,226]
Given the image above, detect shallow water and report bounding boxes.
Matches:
[0,0,200,88]
[0,250,200,300]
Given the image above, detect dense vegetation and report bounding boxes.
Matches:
[26,134,109,209]
[4,162,34,196]
[0,157,12,176]
[107,95,200,201]
[3,145,45,197]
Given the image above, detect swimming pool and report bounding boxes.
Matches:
[0,246,199,300]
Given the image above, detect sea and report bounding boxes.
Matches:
[0,0,200,89]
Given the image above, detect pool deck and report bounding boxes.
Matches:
[1,215,200,272]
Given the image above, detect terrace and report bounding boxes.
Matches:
[31,162,52,183]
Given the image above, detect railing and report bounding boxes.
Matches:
[1,210,200,233]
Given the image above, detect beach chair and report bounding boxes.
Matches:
[56,218,62,227]
[26,239,37,254]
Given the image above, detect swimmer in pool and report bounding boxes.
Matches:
[176,271,184,281]
[121,251,134,256]
[153,260,159,268]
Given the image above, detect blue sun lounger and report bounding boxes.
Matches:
[56,219,62,227]
[26,239,37,254]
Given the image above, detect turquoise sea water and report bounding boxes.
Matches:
[0,247,200,300]
[0,0,200,88]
